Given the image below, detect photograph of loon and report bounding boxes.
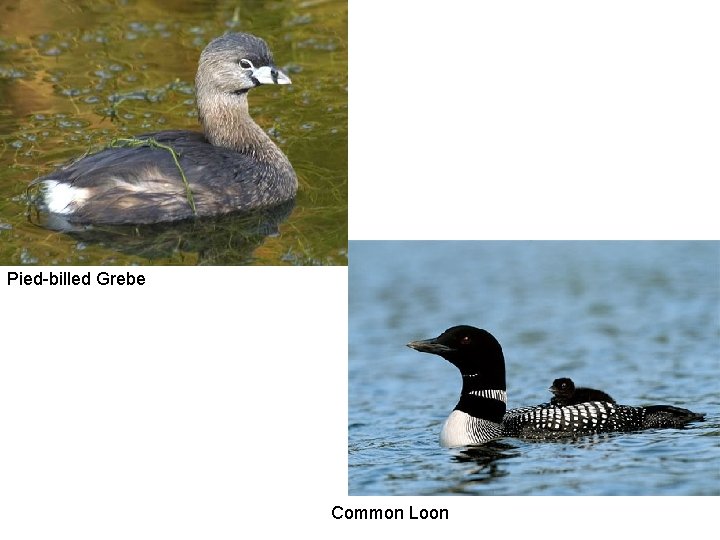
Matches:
[549,377,616,406]
[407,325,705,448]
[30,32,296,226]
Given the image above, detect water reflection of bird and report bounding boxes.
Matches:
[29,199,295,264]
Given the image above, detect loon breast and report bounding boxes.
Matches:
[440,410,472,447]
[440,410,503,447]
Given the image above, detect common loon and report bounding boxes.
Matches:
[407,325,705,448]
[549,377,615,406]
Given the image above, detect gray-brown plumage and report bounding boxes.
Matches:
[32,32,296,225]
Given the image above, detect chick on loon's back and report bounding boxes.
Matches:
[407,325,705,448]
[549,377,615,406]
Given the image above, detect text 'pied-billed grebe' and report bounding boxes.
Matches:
[31,32,297,225]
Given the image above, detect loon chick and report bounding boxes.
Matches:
[549,377,615,406]
[31,32,296,225]
[407,325,705,448]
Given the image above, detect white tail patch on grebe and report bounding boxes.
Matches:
[43,181,90,215]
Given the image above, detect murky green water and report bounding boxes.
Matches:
[0,0,347,265]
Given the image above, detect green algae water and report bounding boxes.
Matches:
[0,0,347,265]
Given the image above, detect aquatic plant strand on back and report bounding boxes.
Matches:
[108,137,197,216]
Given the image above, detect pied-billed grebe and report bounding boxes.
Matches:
[31,32,296,225]
[407,325,703,447]
[549,377,615,406]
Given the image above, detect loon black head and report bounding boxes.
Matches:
[407,325,508,447]
[550,377,576,399]
[407,325,506,389]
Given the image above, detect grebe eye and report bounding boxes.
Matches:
[238,58,253,69]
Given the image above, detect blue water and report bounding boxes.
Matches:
[348,241,720,495]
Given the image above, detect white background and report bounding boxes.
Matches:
[2,0,719,538]
[350,0,720,239]
[0,268,348,538]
